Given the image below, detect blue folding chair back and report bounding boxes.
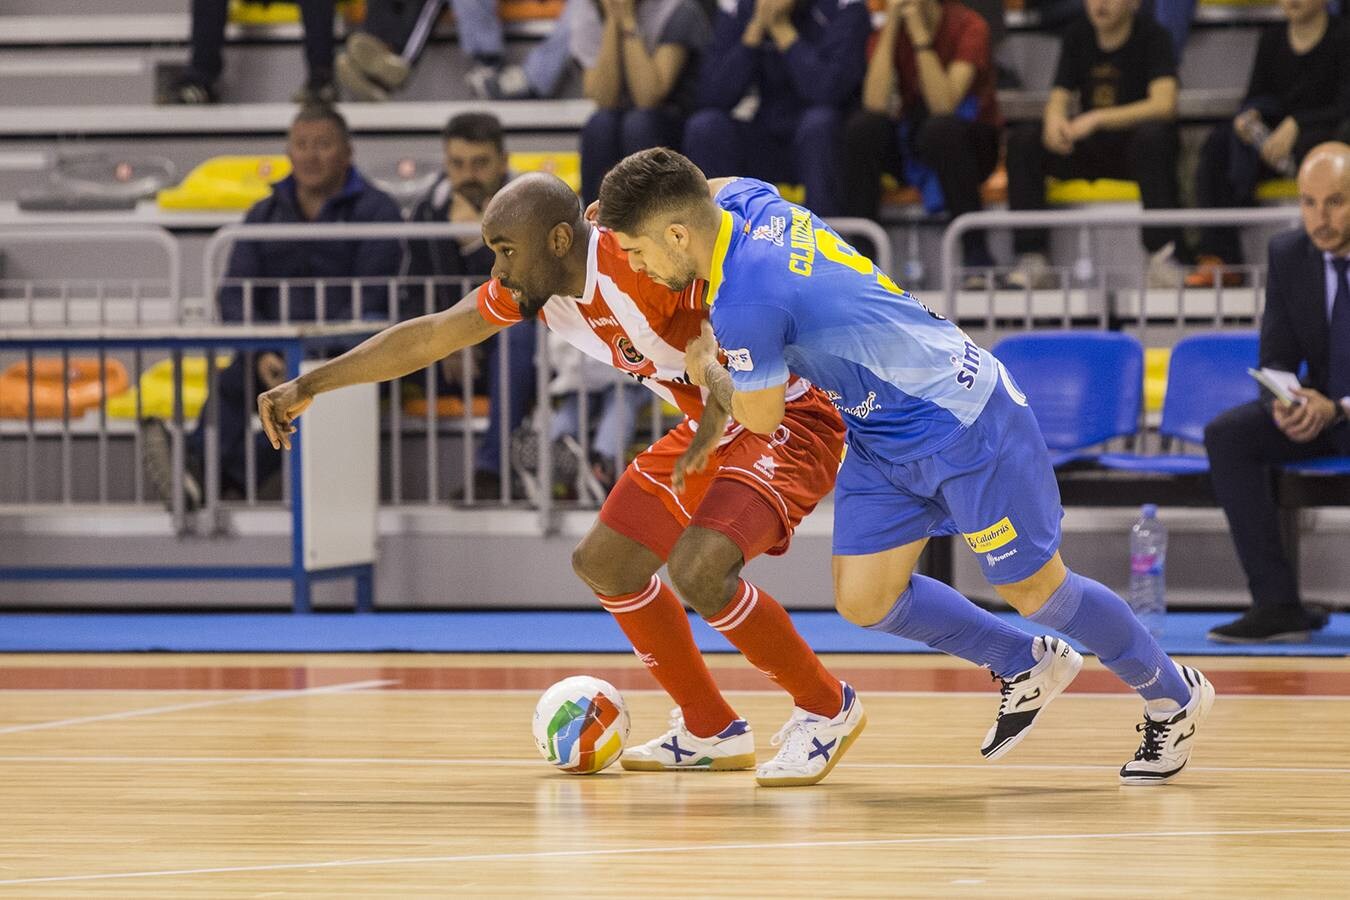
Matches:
[1160,332,1260,445]
[993,331,1143,465]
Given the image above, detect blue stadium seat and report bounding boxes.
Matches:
[1098,332,1260,475]
[993,331,1143,467]
[1283,456,1350,476]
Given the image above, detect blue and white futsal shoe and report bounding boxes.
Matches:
[1120,664,1215,785]
[755,682,866,787]
[981,636,1084,761]
[620,709,756,772]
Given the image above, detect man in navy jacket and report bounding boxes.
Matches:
[682,0,871,216]
[148,105,404,509]
[1205,143,1350,643]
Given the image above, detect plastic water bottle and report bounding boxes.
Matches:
[1128,504,1167,637]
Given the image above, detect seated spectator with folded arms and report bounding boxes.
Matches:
[1188,0,1350,288]
[577,0,711,203]
[842,0,1001,278]
[1004,0,1189,289]
[144,105,403,509]
[1204,143,1350,644]
[682,0,871,216]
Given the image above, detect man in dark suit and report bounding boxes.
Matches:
[1205,142,1350,643]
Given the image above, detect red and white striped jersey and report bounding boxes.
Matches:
[477,226,808,420]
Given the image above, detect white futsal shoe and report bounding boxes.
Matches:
[1119,665,1215,785]
[755,682,866,787]
[620,710,756,772]
[981,636,1084,761]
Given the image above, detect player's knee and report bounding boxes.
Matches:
[834,589,898,627]
[571,538,640,598]
[667,534,741,618]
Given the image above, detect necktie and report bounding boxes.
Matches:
[1330,257,1350,402]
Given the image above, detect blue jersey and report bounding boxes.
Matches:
[708,178,999,461]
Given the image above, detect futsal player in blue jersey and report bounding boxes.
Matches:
[597,148,1215,784]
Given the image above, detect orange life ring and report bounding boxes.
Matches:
[0,358,130,419]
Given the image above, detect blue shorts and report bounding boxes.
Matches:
[832,364,1064,585]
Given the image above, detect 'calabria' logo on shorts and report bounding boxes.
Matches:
[964,516,1018,553]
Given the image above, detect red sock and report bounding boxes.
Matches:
[598,576,738,738]
[706,579,842,718]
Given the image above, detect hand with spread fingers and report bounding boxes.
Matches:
[257,378,314,451]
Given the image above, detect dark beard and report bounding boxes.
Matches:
[515,291,550,318]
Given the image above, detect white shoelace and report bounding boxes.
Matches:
[767,712,820,762]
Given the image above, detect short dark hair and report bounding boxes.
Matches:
[597,147,709,235]
[442,112,505,152]
[290,103,350,142]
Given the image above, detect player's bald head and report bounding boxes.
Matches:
[482,172,584,243]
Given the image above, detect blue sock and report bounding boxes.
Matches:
[1028,570,1190,705]
[865,574,1037,679]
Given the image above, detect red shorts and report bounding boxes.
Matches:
[599,388,845,561]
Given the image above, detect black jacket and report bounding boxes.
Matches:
[1262,228,1339,394]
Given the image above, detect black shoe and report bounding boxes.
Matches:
[1207,608,1321,644]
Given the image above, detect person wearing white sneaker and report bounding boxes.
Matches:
[980,635,1082,761]
[1120,664,1215,784]
[622,710,756,771]
[755,682,866,787]
[599,150,1212,783]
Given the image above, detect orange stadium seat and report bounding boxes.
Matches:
[402,395,491,418]
[0,359,130,420]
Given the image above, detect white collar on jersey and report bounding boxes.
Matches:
[577,225,601,304]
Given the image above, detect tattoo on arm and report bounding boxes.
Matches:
[703,361,735,410]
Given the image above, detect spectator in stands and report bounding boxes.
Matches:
[407,112,537,501]
[1023,0,1195,60]
[681,0,871,216]
[1204,143,1350,643]
[164,0,337,104]
[144,105,403,509]
[1187,0,1350,288]
[1004,0,1189,289]
[337,0,574,101]
[841,0,1001,279]
[577,0,712,202]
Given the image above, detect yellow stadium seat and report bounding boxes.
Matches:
[508,151,581,194]
[1144,346,1170,415]
[106,356,234,420]
[1045,178,1141,205]
[229,1,300,26]
[157,155,291,211]
[1256,178,1298,202]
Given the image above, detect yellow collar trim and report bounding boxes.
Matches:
[707,210,737,306]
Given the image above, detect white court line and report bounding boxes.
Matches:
[0,680,397,735]
[4,687,1350,703]
[1,826,1347,887]
[0,756,1348,777]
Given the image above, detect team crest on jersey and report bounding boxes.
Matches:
[751,216,787,246]
[612,335,647,371]
[725,347,754,372]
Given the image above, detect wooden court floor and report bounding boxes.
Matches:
[1,652,1348,897]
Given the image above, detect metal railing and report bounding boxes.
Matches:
[0,217,903,527]
[937,208,1301,344]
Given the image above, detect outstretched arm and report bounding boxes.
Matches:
[258,291,503,449]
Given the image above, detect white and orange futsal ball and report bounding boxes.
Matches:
[532,675,630,774]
